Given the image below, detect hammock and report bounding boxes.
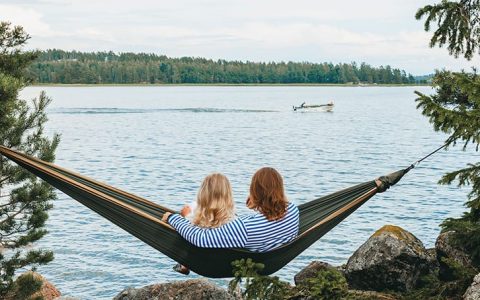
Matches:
[0,146,412,278]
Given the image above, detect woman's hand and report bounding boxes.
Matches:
[162,212,172,223]
[180,205,192,217]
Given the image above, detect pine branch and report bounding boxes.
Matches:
[0,223,36,240]
[0,201,32,226]
[0,176,12,185]
[416,0,480,59]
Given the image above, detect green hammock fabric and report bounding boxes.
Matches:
[0,146,408,278]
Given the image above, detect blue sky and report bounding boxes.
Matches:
[1,0,477,75]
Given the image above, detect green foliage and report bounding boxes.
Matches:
[307,269,348,299]
[402,257,476,300]
[230,259,291,300]
[441,257,477,282]
[0,23,39,80]
[416,0,480,60]
[12,272,43,300]
[415,70,480,149]
[230,259,351,300]
[401,273,446,300]
[0,21,59,296]
[415,0,480,268]
[442,217,480,264]
[415,71,480,265]
[297,268,348,300]
[27,49,417,85]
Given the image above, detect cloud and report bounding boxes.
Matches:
[0,4,54,37]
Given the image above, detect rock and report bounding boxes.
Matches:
[347,290,399,299]
[54,297,80,300]
[345,224,432,292]
[426,248,438,262]
[426,247,440,273]
[336,264,347,276]
[463,273,480,300]
[294,261,334,286]
[7,271,61,300]
[436,231,475,280]
[113,278,241,300]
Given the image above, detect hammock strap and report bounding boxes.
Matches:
[407,143,448,171]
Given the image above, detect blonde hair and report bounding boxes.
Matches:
[193,173,235,228]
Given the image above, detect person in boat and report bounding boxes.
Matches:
[162,167,299,255]
[300,101,306,108]
[171,173,236,275]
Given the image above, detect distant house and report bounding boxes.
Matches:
[56,58,78,62]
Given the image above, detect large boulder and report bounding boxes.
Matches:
[436,231,475,280]
[113,278,241,300]
[345,224,433,292]
[464,273,480,300]
[294,261,334,286]
[6,272,61,300]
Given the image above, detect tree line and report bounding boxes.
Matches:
[27,49,419,84]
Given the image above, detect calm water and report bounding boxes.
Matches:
[18,86,475,299]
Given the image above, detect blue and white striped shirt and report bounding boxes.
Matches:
[168,202,299,252]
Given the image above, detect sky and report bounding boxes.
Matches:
[0,0,478,75]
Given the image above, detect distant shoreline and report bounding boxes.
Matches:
[30,83,431,87]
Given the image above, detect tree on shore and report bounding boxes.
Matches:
[0,21,59,296]
[28,49,418,85]
[415,0,480,265]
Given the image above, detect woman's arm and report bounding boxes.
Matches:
[166,214,248,248]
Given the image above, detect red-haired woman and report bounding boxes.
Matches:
[162,167,299,252]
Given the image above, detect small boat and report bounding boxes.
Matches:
[293,101,334,112]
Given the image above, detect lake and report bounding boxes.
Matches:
[19,85,475,299]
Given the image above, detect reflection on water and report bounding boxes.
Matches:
[49,107,278,114]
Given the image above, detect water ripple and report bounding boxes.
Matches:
[49,107,278,114]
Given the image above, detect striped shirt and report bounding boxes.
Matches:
[168,202,299,252]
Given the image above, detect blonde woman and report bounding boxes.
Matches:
[173,173,235,275]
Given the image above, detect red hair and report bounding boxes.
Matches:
[249,167,288,221]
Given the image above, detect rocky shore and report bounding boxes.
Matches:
[13,225,480,299]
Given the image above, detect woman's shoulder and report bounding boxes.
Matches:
[239,202,298,224]
[287,201,299,212]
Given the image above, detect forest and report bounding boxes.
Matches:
[27,49,419,85]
